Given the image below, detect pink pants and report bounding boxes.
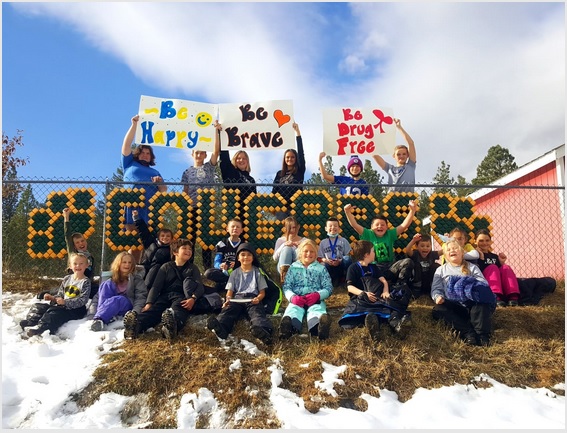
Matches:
[482,264,520,301]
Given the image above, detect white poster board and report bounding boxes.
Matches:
[135,95,218,151]
[218,100,295,151]
[322,107,396,157]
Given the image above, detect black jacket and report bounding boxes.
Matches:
[134,217,172,288]
[146,261,204,305]
[271,136,306,204]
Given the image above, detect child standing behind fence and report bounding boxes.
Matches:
[372,119,416,192]
[318,153,369,196]
[21,253,91,337]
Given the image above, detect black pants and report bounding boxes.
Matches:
[137,293,213,333]
[27,302,86,334]
[377,258,414,284]
[204,268,229,292]
[216,301,273,334]
[432,300,493,337]
[410,264,440,297]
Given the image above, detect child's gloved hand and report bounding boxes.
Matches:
[304,292,321,307]
[290,295,306,307]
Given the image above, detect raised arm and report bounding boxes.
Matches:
[343,204,364,235]
[395,118,416,163]
[372,154,387,171]
[318,152,335,183]
[209,121,221,167]
[62,207,73,254]
[294,123,306,178]
[396,200,417,235]
[405,233,421,257]
[122,115,139,157]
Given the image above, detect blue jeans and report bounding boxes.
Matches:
[277,246,297,276]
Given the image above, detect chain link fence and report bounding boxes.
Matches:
[2,178,565,282]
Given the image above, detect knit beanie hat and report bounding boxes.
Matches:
[347,155,363,173]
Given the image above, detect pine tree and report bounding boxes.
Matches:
[472,145,518,186]
[432,161,455,195]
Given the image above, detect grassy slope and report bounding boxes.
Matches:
[3,277,564,429]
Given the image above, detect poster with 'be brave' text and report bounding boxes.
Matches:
[323,107,397,157]
[218,100,295,151]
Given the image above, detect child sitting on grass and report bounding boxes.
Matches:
[204,218,245,293]
[317,217,352,287]
[37,208,97,300]
[343,200,417,285]
[21,253,91,337]
[206,243,274,345]
[90,252,147,332]
[279,239,333,341]
[475,228,520,308]
[431,239,495,347]
[404,233,440,298]
[132,209,173,289]
[123,239,220,341]
[338,240,412,342]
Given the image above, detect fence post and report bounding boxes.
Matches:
[100,178,109,274]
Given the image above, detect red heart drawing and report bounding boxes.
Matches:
[273,110,291,128]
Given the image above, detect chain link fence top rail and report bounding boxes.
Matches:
[2,178,565,281]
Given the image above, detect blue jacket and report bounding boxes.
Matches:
[283,260,333,301]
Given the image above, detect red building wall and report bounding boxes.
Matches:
[472,162,565,279]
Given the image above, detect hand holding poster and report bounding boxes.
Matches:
[323,107,396,157]
[218,100,295,151]
[135,95,218,151]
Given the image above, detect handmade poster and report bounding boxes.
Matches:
[218,100,295,151]
[322,107,396,157]
[135,95,218,151]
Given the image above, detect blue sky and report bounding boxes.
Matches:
[2,2,565,185]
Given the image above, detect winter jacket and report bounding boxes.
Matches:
[146,261,204,305]
[283,260,333,302]
[134,216,172,288]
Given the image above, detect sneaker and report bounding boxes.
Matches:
[207,316,228,340]
[123,310,139,340]
[478,334,491,347]
[90,319,104,332]
[463,331,478,346]
[19,319,30,330]
[251,325,273,345]
[317,314,331,340]
[161,308,178,340]
[496,300,507,308]
[364,313,381,343]
[279,316,294,340]
[508,300,519,307]
[26,325,48,337]
[280,265,290,284]
[391,314,412,340]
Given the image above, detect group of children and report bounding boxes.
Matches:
[20,195,523,349]
[20,116,523,348]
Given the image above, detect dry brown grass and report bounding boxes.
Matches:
[4,278,565,428]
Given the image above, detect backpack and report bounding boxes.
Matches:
[259,267,282,315]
